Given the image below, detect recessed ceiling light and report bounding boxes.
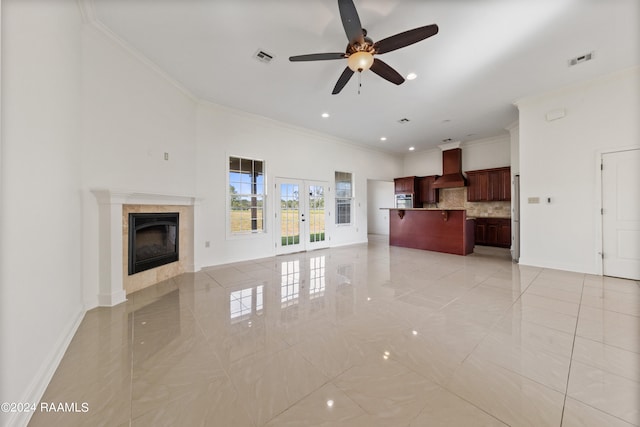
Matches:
[380,137,387,141]
[321,113,330,118]
[406,73,417,80]
[409,146,415,151]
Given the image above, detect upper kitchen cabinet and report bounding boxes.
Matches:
[417,175,439,204]
[394,176,417,194]
[466,167,511,201]
[466,171,489,202]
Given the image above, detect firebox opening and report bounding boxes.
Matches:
[128,212,179,275]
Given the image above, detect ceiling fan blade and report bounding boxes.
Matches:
[338,0,364,45]
[332,67,355,94]
[289,53,346,62]
[373,24,439,55]
[370,59,404,85]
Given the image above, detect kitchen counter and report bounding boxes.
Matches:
[388,208,475,255]
[466,216,511,220]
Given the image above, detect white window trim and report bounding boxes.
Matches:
[335,171,354,227]
[226,154,268,240]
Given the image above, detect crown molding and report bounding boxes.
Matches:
[77,0,198,103]
[76,0,96,24]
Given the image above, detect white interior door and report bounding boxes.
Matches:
[276,179,328,255]
[602,149,640,280]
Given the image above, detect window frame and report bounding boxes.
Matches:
[227,155,267,237]
[334,171,354,226]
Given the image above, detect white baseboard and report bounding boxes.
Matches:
[518,257,595,275]
[330,239,369,248]
[97,289,127,307]
[4,307,85,427]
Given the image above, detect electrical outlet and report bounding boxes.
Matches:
[164,152,169,161]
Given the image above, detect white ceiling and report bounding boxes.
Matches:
[89,0,639,154]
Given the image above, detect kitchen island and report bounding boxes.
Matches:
[388,208,475,255]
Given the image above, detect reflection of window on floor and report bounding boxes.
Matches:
[309,256,326,299]
[336,264,355,319]
[337,263,353,286]
[229,284,264,323]
[281,260,300,308]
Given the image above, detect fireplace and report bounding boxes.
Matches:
[128,212,179,275]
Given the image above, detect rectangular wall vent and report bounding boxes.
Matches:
[569,52,593,67]
[255,49,274,63]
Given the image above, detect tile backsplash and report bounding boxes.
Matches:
[424,187,511,218]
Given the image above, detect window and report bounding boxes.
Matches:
[335,171,353,225]
[229,156,265,234]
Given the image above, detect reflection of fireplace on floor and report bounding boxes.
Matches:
[132,289,181,363]
[128,212,179,275]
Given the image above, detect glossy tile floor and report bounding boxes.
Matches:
[30,236,640,426]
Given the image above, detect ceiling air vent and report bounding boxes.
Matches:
[397,118,410,124]
[569,52,593,67]
[254,49,275,64]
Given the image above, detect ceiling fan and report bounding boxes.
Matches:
[289,0,438,94]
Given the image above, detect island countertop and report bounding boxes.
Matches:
[382,207,466,211]
[387,208,475,255]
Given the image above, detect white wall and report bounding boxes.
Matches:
[517,66,640,273]
[403,134,511,177]
[194,103,403,268]
[80,24,198,308]
[367,180,394,235]
[0,2,84,426]
[507,122,520,175]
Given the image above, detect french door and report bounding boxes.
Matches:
[275,178,328,254]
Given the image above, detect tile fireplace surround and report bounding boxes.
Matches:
[92,190,197,306]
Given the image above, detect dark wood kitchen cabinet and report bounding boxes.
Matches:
[466,171,489,202]
[466,167,510,201]
[417,175,439,204]
[474,217,511,248]
[394,176,417,194]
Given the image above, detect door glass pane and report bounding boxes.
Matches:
[308,185,325,242]
[280,184,300,246]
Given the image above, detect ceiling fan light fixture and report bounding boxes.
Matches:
[347,51,374,72]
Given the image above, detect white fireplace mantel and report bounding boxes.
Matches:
[92,189,199,207]
[91,189,199,306]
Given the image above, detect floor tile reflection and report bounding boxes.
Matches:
[28,236,640,426]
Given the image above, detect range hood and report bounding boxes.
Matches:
[432,147,467,189]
